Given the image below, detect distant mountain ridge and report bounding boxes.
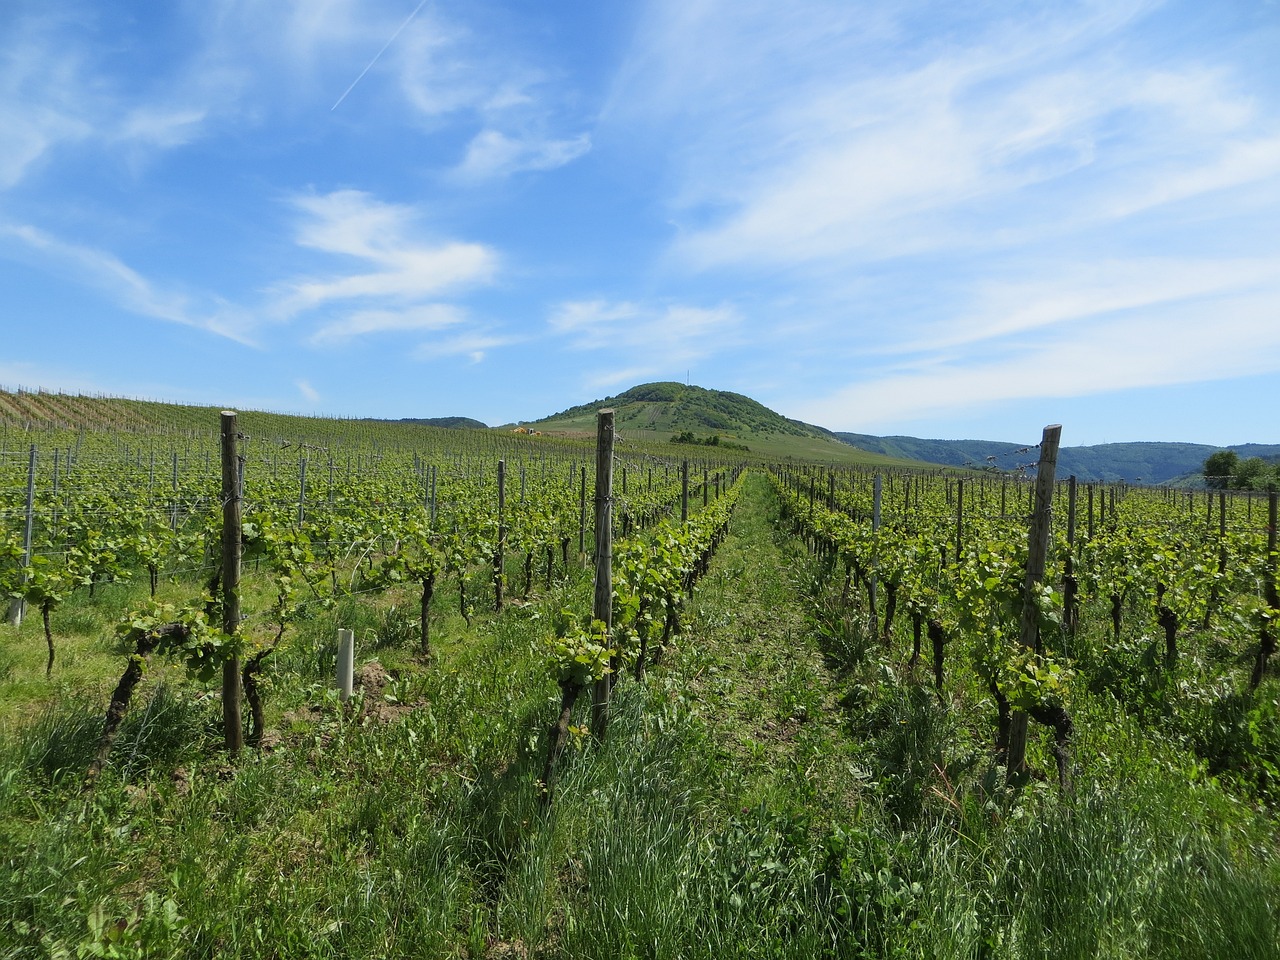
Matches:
[379,416,488,430]
[835,433,1280,485]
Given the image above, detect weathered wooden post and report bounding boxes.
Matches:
[681,459,689,522]
[1252,492,1279,689]
[1007,424,1062,779]
[220,412,244,757]
[578,466,588,561]
[591,410,615,740]
[1064,476,1079,636]
[494,459,506,611]
[297,456,307,525]
[6,445,36,627]
[870,473,882,635]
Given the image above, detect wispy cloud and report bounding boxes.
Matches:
[609,0,1279,270]
[295,378,321,403]
[0,16,96,189]
[116,106,210,149]
[0,223,254,343]
[455,129,591,180]
[411,332,519,364]
[0,6,245,190]
[902,256,1280,353]
[790,283,1280,431]
[549,299,741,387]
[309,304,465,346]
[386,7,591,178]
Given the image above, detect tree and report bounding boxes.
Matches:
[1237,457,1267,490]
[1203,450,1238,489]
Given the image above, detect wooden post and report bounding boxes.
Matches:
[703,466,709,508]
[6,445,36,627]
[297,457,307,525]
[870,474,882,634]
[1088,484,1095,541]
[170,450,179,532]
[494,459,506,611]
[1007,425,1062,777]
[591,410,615,740]
[1252,492,1279,688]
[1064,476,1078,635]
[336,628,354,701]
[220,412,244,756]
[955,478,964,565]
[578,466,588,560]
[681,459,689,522]
[430,466,438,525]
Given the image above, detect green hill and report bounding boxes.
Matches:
[530,382,919,466]
[0,384,918,468]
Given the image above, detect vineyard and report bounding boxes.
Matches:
[1,397,1278,958]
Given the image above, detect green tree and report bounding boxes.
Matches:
[1236,456,1267,490]
[1203,450,1238,489]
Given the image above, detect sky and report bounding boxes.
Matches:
[2,0,1279,447]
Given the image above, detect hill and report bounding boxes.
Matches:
[380,417,489,430]
[530,382,918,466]
[836,433,1280,485]
[0,387,496,451]
[0,385,917,468]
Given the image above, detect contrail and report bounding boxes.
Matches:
[331,0,430,111]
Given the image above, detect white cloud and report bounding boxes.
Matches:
[548,300,642,336]
[791,287,1280,431]
[278,190,497,316]
[905,256,1280,352]
[310,304,464,345]
[455,129,591,180]
[412,332,518,364]
[117,106,209,148]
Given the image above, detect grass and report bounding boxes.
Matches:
[0,473,1277,958]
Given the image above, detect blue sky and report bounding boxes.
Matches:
[2,0,1279,447]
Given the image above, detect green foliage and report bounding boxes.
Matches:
[546,616,614,688]
[1205,449,1280,491]
[670,430,750,451]
[117,599,229,683]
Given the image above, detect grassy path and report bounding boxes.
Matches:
[675,471,863,820]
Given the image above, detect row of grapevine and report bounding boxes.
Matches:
[769,457,1279,795]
